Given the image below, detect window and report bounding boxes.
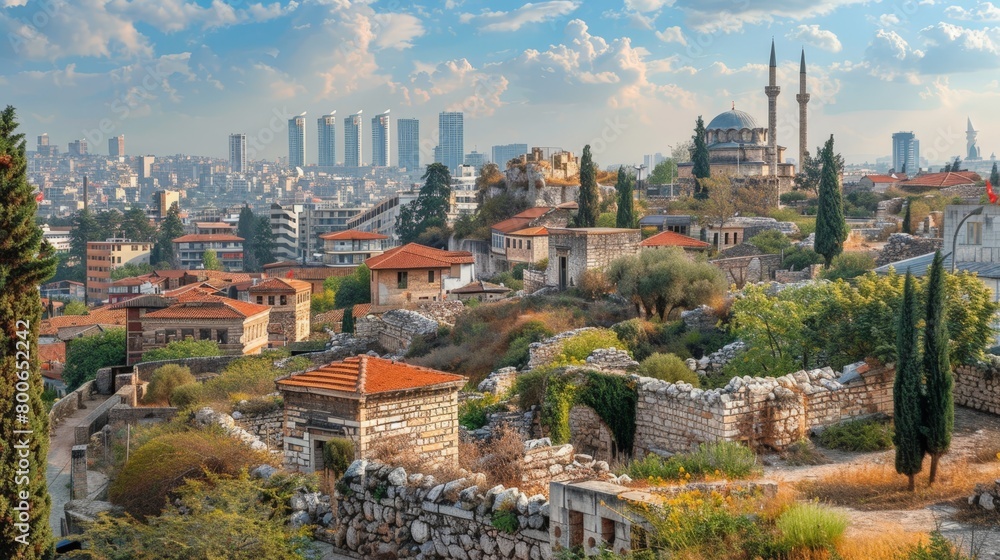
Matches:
[257,296,263,304]
[527,240,532,250]
[506,238,510,248]
[280,295,287,305]
[397,271,408,289]
[967,221,983,245]
[428,270,435,283]
[199,329,211,340]
[724,232,730,245]
[268,295,275,305]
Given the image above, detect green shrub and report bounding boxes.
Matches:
[637,353,700,386]
[780,191,808,204]
[781,247,824,271]
[818,417,894,452]
[776,502,848,550]
[322,438,354,476]
[747,229,792,254]
[612,318,650,355]
[903,531,974,559]
[555,329,626,366]
[168,383,203,409]
[782,439,827,466]
[820,252,876,281]
[497,320,554,370]
[232,395,283,416]
[140,338,222,363]
[514,369,547,410]
[577,372,637,457]
[459,394,503,430]
[621,442,760,482]
[143,364,195,405]
[491,508,519,534]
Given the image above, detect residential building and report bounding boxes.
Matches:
[371,111,390,167]
[107,274,165,304]
[397,118,420,172]
[229,133,247,173]
[172,233,244,271]
[489,206,574,272]
[40,280,86,301]
[194,221,236,235]
[271,203,302,262]
[364,243,475,309]
[450,280,511,302]
[438,111,464,173]
[288,113,306,169]
[270,202,365,263]
[492,143,527,168]
[638,215,696,236]
[40,224,72,252]
[85,238,153,304]
[546,228,642,290]
[151,190,179,221]
[344,192,418,241]
[319,230,388,267]
[643,152,666,170]
[68,139,88,156]
[108,135,124,157]
[897,171,980,192]
[703,217,799,252]
[278,354,466,471]
[261,262,354,294]
[318,112,337,167]
[892,132,919,174]
[344,111,363,167]
[858,174,902,193]
[248,278,312,346]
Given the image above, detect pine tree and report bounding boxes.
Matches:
[152,203,184,268]
[341,305,355,334]
[990,162,999,187]
[615,166,634,228]
[814,135,848,267]
[252,215,275,269]
[894,272,925,492]
[121,207,156,243]
[397,163,452,243]
[923,250,953,485]
[901,201,911,234]
[575,145,599,227]
[0,105,57,558]
[691,116,711,200]
[237,206,257,271]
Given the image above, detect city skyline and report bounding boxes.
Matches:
[3,1,999,165]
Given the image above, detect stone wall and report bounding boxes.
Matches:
[568,406,615,460]
[546,229,641,289]
[521,438,613,487]
[527,328,597,370]
[320,459,553,559]
[282,390,361,472]
[690,341,746,378]
[523,269,547,293]
[774,264,822,283]
[478,367,518,395]
[633,362,894,454]
[875,233,944,267]
[709,253,783,288]
[415,301,466,327]
[364,388,461,467]
[356,309,439,353]
[234,408,284,450]
[194,407,272,452]
[49,380,95,430]
[107,405,177,435]
[954,361,1000,415]
[584,348,638,374]
[73,383,135,445]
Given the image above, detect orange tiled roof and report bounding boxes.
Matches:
[110,275,155,287]
[172,234,244,243]
[201,270,254,283]
[319,229,389,241]
[248,278,312,293]
[509,226,548,237]
[640,230,712,249]
[491,217,533,234]
[365,243,474,270]
[262,260,301,270]
[194,222,234,229]
[277,354,465,395]
[40,306,126,336]
[38,341,66,364]
[899,171,981,189]
[143,297,270,320]
[861,174,899,183]
[151,269,195,279]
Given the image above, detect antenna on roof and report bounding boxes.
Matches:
[732,101,735,110]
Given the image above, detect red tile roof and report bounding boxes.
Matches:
[248,278,312,293]
[640,230,712,249]
[262,260,301,270]
[194,222,234,229]
[319,229,389,241]
[39,341,65,364]
[40,306,126,336]
[110,276,155,287]
[491,217,534,233]
[861,174,899,183]
[143,297,270,320]
[151,269,196,279]
[509,226,548,237]
[899,171,982,189]
[277,355,465,395]
[172,234,244,243]
[201,270,254,283]
[365,243,474,270]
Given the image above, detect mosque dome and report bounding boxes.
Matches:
[707,109,759,131]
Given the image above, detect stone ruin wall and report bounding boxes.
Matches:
[875,233,944,267]
[356,308,439,353]
[567,405,615,460]
[954,359,1000,415]
[234,408,284,450]
[633,363,895,455]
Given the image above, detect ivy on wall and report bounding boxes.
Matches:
[539,369,637,457]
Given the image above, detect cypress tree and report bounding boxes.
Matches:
[901,201,911,234]
[342,305,355,334]
[991,162,999,187]
[615,166,634,228]
[894,271,925,492]
[923,250,953,485]
[0,105,57,558]
[576,145,599,228]
[814,135,848,267]
[691,116,711,200]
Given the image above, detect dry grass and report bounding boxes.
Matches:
[458,424,527,490]
[798,458,1000,510]
[834,529,928,560]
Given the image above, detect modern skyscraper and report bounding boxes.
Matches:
[643,153,666,170]
[108,135,125,157]
[397,118,420,172]
[344,111,363,167]
[318,112,337,167]
[288,112,306,169]
[764,39,780,176]
[229,133,247,173]
[492,143,528,168]
[967,117,982,161]
[464,151,487,172]
[438,111,464,174]
[892,132,919,173]
[68,139,88,156]
[371,110,391,167]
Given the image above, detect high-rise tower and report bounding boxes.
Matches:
[765,39,780,176]
[344,111,363,167]
[397,118,420,172]
[371,110,390,167]
[108,135,125,157]
[967,117,982,160]
[318,112,337,167]
[288,113,306,169]
[795,49,810,169]
[229,133,246,173]
[439,111,464,174]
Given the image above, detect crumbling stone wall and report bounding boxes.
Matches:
[568,406,615,460]
[527,328,597,370]
[356,309,438,353]
[633,363,894,454]
[875,233,944,267]
[234,409,284,450]
[320,459,553,559]
[521,438,612,487]
[954,360,1000,415]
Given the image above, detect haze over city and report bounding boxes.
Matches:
[3,0,998,164]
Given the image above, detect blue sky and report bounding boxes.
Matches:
[2,0,999,165]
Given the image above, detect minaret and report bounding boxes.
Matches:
[765,39,780,176]
[967,117,980,160]
[796,49,810,169]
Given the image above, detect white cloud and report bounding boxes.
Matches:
[944,2,1000,21]
[624,0,674,11]
[786,24,842,52]
[655,26,686,45]
[371,13,425,50]
[460,1,579,32]
[862,29,922,81]
[919,22,1000,72]
[673,0,866,33]
[0,0,153,60]
[109,0,297,33]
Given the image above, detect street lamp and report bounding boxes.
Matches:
[951,206,984,273]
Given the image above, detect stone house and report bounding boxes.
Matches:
[639,230,711,253]
[709,243,783,288]
[318,229,388,267]
[261,261,355,294]
[248,278,312,346]
[365,243,475,310]
[857,174,901,193]
[276,354,466,472]
[449,280,512,302]
[545,228,642,290]
[638,215,696,235]
[489,206,573,272]
[112,294,270,364]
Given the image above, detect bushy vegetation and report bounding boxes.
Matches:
[63,328,126,390]
[611,318,732,363]
[636,353,700,386]
[818,417,894,452]
[746,229,792,254]
[820,252,876,281]
[607,247,727,321]
[552,329,626,367]
[776,502,848,550]
[322,438,354,476]
[140,338,222,363]
[458,394,505,430]
[142,364,195,405]
[496,320,554,370]
[620,442,760,483]
[781,246,824,271]
[170,355,312,411]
